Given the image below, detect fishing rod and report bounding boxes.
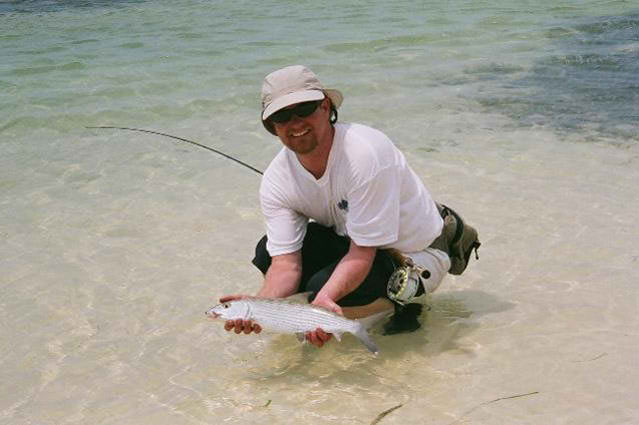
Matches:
[86,126,264,176]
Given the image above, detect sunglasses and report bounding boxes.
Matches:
[269,100,322,124]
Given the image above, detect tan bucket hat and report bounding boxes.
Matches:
[261,65,343,134]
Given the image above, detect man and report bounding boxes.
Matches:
[221,65,474,348]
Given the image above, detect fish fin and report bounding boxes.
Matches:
[356,309,394,330]
[352,324,379,355]
[333,332,343,342]
[285,291,313,304]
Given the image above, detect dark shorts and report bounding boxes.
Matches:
[251,222,396,307]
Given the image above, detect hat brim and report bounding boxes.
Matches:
[324,89,343,111]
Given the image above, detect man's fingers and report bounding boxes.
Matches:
[222,319,261,335]
[316,328,331,342]
[306,328,331,347]
[306,331,322,347]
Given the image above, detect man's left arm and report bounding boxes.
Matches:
[306,240,377,347]
[313,240,376,311]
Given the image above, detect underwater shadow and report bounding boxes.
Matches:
[0,0,144,15]
[456,12,639,144]
[378,289,516,359]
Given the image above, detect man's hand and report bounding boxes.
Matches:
[306,294,343,348]
[219,251,302,336]
[219,295,262,335]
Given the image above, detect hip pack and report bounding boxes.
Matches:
[430,203,481,275]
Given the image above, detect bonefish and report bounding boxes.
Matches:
[206,297,380,354]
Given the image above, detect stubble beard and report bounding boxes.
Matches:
[285,132,318,155]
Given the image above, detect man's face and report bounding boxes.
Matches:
[271,98,332,155]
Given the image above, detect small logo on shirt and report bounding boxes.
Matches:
[337,199,349,212]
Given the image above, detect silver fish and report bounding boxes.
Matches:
[205,297,380,354]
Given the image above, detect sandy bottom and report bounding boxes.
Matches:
[1,121,638,425]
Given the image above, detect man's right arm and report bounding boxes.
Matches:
[257,250,303,297]
[222,250,302,334]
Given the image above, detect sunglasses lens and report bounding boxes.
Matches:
[269,101,321,124]
[295,101,320,117]
[269,109,292,123]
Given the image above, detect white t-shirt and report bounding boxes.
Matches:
[260,122,443,257]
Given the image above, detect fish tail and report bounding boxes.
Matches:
[352,324,379,355]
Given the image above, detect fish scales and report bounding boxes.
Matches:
[246,299,356,333]
[206,297,379,354]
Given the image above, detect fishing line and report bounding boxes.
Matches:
[86,126,264,176]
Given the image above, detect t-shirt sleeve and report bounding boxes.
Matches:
[260,182,308,256]
[345,165,400,247]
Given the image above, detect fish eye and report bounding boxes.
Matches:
[223,304,229,308]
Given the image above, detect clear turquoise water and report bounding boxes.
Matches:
[1,1,638,424]
[2,0,637,145]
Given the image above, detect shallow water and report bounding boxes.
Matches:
[1,1,638,424]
